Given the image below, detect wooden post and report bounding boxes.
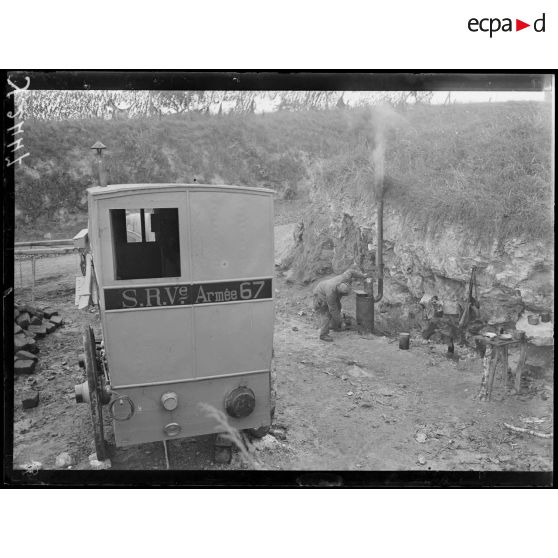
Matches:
[91,141,107,187]
[515,336,527,393]
[487,347,499,401]
[31,256,36,302]
[502,345,509,387]
[479,342,493,401]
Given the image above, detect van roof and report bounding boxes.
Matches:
[87,183,276,197]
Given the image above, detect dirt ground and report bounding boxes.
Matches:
[11,246,554,474]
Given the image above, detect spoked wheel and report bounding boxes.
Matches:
[246,365,277,439]
[83,325,107,461]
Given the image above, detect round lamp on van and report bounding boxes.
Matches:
[225,387,256,418]
[161,392,179,411]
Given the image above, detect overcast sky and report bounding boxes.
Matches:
[344,91,547,105]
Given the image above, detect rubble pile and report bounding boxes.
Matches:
[14,302,63,378]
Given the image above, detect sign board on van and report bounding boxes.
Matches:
[104,278,273,311]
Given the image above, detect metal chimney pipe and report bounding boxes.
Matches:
[91,141,107,187]
[374,193,384,303]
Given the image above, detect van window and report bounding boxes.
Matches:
[110,208,181,280]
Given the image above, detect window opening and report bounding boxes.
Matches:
[110,208,180,280]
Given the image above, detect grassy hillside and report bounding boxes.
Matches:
[15,102,553,242]
[319,102,553,242]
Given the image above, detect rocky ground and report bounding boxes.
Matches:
[11,239,553,474]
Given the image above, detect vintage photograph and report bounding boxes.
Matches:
[6,72,554,482]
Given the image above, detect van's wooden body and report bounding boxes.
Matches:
[85,183,274,446]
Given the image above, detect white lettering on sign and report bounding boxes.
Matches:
[164,286,179,304]
[106,279,270,310]
[240,282,251,299]
[145,287,162,307]
[122,289,138,308]
[253,280,265,298]
[196,285,208,304]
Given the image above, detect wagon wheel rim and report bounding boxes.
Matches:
[246,365,276,439]
[83,325,106,461]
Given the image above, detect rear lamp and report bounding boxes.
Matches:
[161,392,179,411]
[108,395,135,421]
[225,386,256,418]
[163,422,181,437]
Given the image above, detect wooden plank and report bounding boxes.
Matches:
[15,239,73,247]
[487,348,499,401]
[502,346,509,387]
[515,340,528,392]
[73,229,89,249]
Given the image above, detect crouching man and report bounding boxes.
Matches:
[313,266,365,342]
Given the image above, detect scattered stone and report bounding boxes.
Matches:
[28,325,47,338]
[250,434,280,451]
[55,452,74,468]
[45,321,57,334]
[415,431,428,444]
[24,303,43,316]
[20,461,42,474]
[43,308,59,319]
[347,365,372,378]
[15,308,20,320]
[50,315,64,326]
[89,458,112,470]
[88,453,111,469]
[26,338,39,353]
[30,315,42,326]
[15,359,37,374]
[16,312,30,329]
[14,335,34,352]
[14,324,22,334]
[292,326,299,331]
[22,390,40,409]
[23,329,36,339]
[270,427,287,441]
[346,391,354,396]
[417,455,427,465]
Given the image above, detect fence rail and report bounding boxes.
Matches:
[15,239,74,247]
[14,240,80,302]
[15,247,76,256]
